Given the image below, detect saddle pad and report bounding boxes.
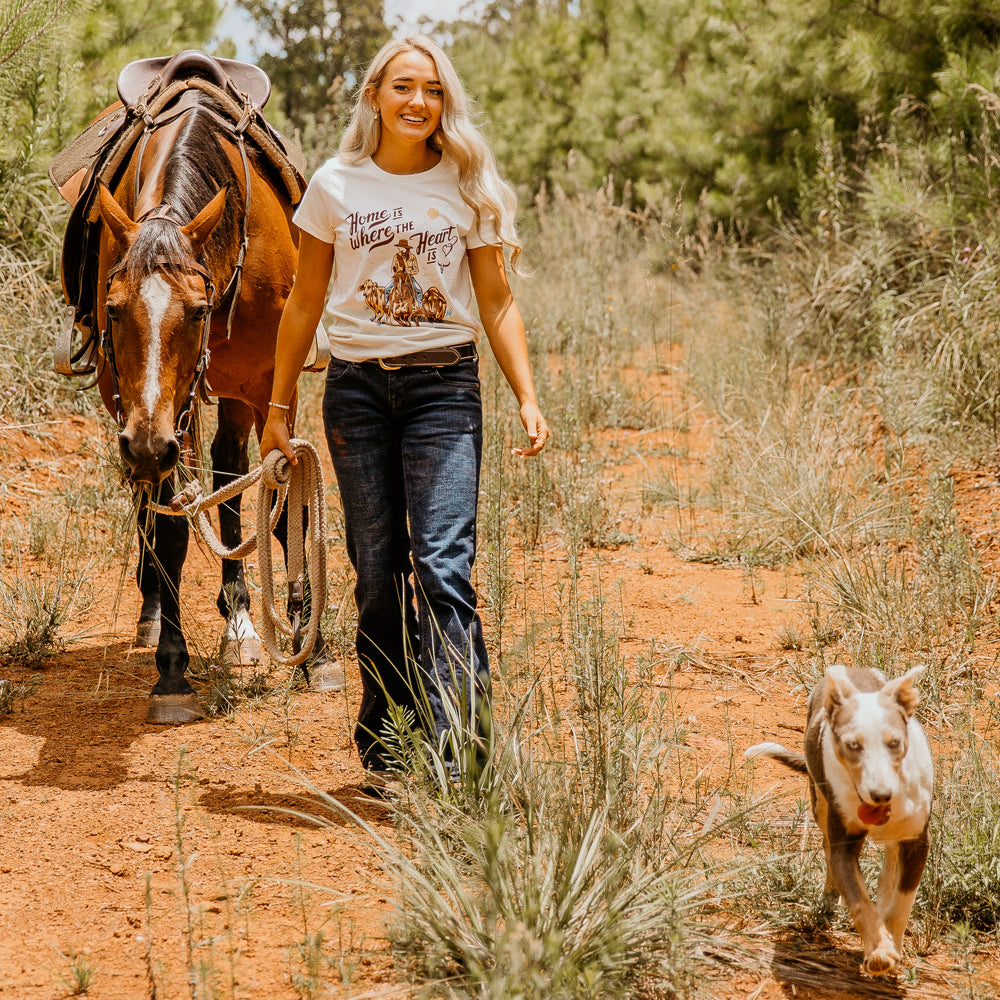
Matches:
[48,104,128,190]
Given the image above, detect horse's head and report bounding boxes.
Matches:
[98,183,227,485]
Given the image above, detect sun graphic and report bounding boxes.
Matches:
[426,207,440,220]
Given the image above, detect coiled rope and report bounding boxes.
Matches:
[151,439,326,668]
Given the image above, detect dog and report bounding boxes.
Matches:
[359,279,389,325]
[746,665,933,976]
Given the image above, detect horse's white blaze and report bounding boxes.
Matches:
[140,273,171,413]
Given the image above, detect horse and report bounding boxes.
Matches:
[84,83,339,724]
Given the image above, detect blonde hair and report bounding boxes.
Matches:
[339,35,525,273]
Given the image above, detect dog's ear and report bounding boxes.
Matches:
[824,664,856,712]
[884,665,924,717]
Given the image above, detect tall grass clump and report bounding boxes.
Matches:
[0,245,89,422]
[806,471,997,711]
[0,528,92,668]
[343,591,746,1000]
[704,380,910,565]
[513,183,672,447]
[706,91,1000,466]
[921,736,1000,936]
[383,775,707,1000]
[1,4,91,422]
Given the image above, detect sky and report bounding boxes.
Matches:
[218,0,486,61]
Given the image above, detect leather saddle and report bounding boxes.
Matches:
[49,52,329,378]
[116,49,271,110]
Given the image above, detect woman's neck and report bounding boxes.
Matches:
[372,142,441,175]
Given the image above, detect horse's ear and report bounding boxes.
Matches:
[97,182,138,247]
[181,186,228,254]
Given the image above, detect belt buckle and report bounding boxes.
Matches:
[378,357,403,370]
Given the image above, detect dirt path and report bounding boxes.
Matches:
[1,395,998,999]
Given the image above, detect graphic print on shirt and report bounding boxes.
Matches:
[350,205,457,327]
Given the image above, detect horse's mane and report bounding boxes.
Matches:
[125,92,240,287]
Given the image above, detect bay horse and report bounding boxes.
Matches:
[91,87,338,723]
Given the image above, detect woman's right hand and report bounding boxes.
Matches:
[260,411,297,466]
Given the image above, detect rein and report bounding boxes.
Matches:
[150,440,328,669]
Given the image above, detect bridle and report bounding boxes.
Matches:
[100,97,253,442]
[102,206,216,443]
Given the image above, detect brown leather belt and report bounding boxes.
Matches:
[374,342,477,369]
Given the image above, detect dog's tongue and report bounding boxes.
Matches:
[858,802,891,826]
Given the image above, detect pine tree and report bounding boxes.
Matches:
[236,0,387,136]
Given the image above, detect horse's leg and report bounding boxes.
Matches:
[213,398,265,666]
[273,502,344,692]
[134,511,161,646]
[146,479,201,724]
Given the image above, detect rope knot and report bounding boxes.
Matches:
[169,478,204,514]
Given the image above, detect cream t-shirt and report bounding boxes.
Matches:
[292,155,498,362]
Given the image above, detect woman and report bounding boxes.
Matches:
[261,35,549,781]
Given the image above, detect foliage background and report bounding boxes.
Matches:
[5,1,1000,995]
[7,0,1000,246]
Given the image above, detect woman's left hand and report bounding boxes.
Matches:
[514,401,550,456]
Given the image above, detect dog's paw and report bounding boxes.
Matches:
[861,945,899,977]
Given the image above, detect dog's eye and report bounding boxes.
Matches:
[844,739,862,752]
[886,738,901,751]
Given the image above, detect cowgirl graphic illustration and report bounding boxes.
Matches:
[359,237,448,326]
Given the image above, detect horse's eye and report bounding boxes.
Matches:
[105,302,121,321]
[192,304,210,321]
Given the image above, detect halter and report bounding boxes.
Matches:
[102,209,216,441]
[97,97,252,437]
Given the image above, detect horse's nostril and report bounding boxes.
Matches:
[118,430,180,481]
[118,431,136,469]
[160,436,181,471]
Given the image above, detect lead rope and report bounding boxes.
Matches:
[151,439,327,669]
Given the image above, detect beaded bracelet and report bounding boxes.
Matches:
[268,401,291,411]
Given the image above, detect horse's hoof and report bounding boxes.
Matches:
[305,659,346,693]
[146,693,203,725]
[135,617,161,647]
[221,634,265,666]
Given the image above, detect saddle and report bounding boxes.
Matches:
[116,50,271,109]
[49,51,328,378]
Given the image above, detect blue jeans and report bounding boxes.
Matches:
[322,354,490,768]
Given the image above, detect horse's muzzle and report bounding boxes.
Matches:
[119,428,181,484]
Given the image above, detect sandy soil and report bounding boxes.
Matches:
[1,384,999,999]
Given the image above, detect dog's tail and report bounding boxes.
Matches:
[745,741,808,774]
